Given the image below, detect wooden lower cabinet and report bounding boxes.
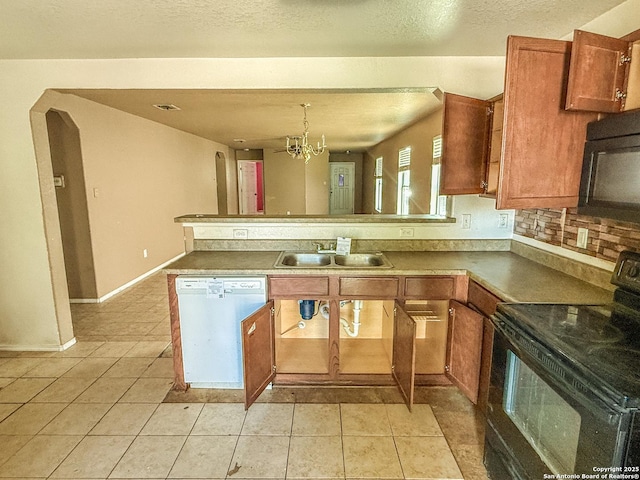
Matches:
[404,300,449,375]
[269,295,417,408]
[392,305,417,409]
[446,300,484,404]
[169,274,496,410]
[241,301,276,409]
[467,280,503,413]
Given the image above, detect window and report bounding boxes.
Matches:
[430,135,448,216]
[374,157,383,213]
[397,147,411,215]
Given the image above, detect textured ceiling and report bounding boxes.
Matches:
[6,0,629,151]
[0,0,627,59]
[55,89,443,151]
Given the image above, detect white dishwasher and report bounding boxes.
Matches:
[176,275,267,388]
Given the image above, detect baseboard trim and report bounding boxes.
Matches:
[69,252,186,304]
[0,336,76,352]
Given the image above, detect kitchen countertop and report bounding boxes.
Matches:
[175,214,455,224]
[164,250,614,304]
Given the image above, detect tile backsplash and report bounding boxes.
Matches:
[515,208,640,263]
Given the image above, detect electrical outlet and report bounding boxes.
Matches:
[400,227,414,238]
[143,249,148,258]
[462,214,471,229]
[233,229,248,239]
[498,213,509,229]
[577,228,589,249]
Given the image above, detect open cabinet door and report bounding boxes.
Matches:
[566,30,630,113]
[446,300,483,404]
[440,93,491,195]
[242,301,275,409]
[392,301,417,411]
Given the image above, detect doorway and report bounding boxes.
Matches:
[215,152,228,215]
[46,110,98,300]
[329,162,355,215]
[237,160,264,215]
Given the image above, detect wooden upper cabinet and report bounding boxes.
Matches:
[497,36,598,210]
[440,93,491,195]
[485,95,504,196]
[566,30,632,113]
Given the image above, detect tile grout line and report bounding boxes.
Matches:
[224,406,248,480]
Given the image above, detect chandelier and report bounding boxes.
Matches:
[286,103,326,163]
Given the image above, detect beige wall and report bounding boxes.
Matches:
[0,0,634,349]
[1,57,507,350]
[42,93,222,298]
[264,149,329,215]
[264,150,306,214]
[305,150,329,215]
[365,108,443,214]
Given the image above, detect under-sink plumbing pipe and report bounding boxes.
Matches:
[340,299,363,337]
[318,300,362,337]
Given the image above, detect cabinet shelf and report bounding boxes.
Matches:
[276,338,329,374]
[339,338,392,374]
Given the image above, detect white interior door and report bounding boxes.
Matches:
[238,160,261,214]
[329,162,355,215]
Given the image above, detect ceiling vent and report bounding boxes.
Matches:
[153,104,181,111]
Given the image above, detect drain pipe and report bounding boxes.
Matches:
[340,300,363,337]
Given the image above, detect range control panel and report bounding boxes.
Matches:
[612,250,640,293]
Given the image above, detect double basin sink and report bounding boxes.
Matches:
[274,251,393,269]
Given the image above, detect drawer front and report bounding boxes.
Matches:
[403,276,454,299]
[339,277,399,297]
[467,281,501,317]
[269,277,329,297]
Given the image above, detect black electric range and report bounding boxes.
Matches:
[496,292,640,409]
[485,250,640,477]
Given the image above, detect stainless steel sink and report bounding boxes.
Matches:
[277,252,332,267]
[334,253,390,267]
[274,251,393,269]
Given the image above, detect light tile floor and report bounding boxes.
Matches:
[0,273,489,479]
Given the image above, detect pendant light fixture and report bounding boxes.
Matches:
[286,103,326,163]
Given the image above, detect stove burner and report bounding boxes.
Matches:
[586,345,640,381]
[551,314,624,344]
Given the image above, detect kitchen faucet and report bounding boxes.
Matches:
[312,242,336,254]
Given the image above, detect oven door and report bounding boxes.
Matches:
[485,317,632,478]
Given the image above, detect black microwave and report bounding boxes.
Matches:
[578,110,640,224]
